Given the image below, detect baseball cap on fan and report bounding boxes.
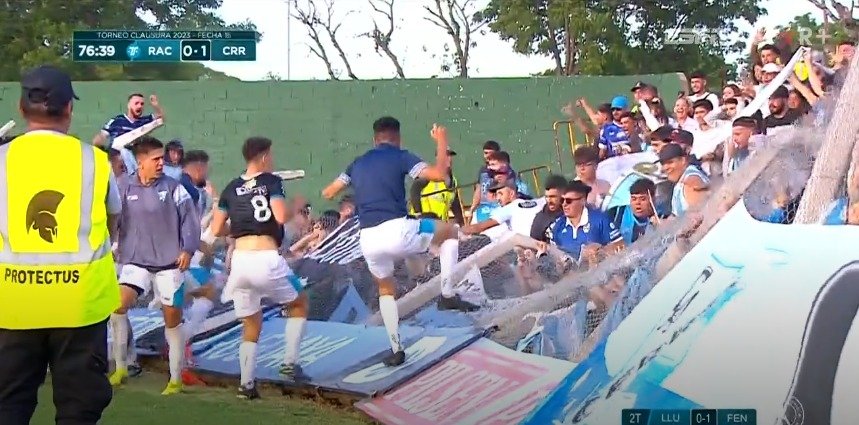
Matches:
[21,65,79,108]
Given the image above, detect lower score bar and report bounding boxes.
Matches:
[622,409,756,425]
[210,39,256,61]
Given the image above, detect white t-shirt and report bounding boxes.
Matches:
[483,197,547,240]
[688,92,720,109]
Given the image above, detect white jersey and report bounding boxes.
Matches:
[483,197,546,240]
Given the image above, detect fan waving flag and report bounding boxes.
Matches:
[306,216,363,265]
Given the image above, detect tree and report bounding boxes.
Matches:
[290,0,358,80]
[806,0,858,33]
[423,0,487,78]
[365,0,406,78]
[0,0,257,81]
[480,0,764,79]
[264,71,283,81]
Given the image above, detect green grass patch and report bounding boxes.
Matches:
[33,372,372,425]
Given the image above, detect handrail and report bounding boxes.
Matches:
[553,120,591,172]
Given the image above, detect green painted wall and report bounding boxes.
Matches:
[0,74,684,207]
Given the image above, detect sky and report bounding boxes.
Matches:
[203,0,822,81]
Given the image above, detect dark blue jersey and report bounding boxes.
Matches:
[338,143,427,229]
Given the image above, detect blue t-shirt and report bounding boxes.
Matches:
[549,207,621,259]
[598,122,629,158]
[340,143,426,229]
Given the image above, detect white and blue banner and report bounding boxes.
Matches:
[192,318,481,396]
[524,200,859,425]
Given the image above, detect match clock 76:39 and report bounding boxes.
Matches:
[180,40,212,61]
[73,40,128,61]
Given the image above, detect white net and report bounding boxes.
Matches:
[355,50,856,363]
[290,48,858,365]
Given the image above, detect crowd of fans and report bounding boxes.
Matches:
[434,33,859,309]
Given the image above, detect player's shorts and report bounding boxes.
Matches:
[119,264,185,307]
[221,249,303,318]
[359,217,434,279]
[184,267,212,292]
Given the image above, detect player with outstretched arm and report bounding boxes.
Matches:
[322,117,478,367]
[209,137,310,400]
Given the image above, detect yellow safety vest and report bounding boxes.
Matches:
[411,177,458,221]
[0,131,120,329]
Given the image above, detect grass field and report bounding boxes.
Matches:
[33,372,372,425]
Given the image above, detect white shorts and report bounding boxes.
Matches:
[119,264,185,307]
[360,217,434,279]
[222,250,302,318]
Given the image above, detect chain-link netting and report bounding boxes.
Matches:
[471,63,852,362]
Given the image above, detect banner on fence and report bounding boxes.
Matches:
[192,318,480,396]
[357,338,574,425]
[524,201,859,425]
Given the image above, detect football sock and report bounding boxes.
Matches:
[164,324,185,382]
[110,313,129,371]
[379,295,402,352]
[239,341,258,387]
[439,239,459,298]
[284,317,306,365]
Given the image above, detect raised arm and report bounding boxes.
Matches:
[414,124,451,182]
[578,98,601,126]
[149,95,165,121]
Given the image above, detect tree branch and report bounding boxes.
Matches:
[317,0,359,80]
[422,0,482,77]
[364,0,405,78]
[290,0,338,80]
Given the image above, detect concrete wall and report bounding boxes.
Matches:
[0,74,684,207]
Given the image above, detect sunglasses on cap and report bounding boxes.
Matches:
[562,196,585,204]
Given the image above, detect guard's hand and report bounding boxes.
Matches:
[149,94,159,107]
[430,124,447,144]
[176,251,191,271]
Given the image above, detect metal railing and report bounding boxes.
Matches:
[553,120,591,172]
[416,164,552,219]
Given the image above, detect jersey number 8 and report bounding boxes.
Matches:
[250,195,272,222]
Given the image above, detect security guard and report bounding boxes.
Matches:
[0,66,121,425]
[408,149,464,224]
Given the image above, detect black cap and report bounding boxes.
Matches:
[658,143,686,163]
[630,81,646,92]
[651,125,675,142]
[566,179,593,195]
[488,179,517,192]
[21,65,79,107]
[670,129,694,146]
[770,85,789,99]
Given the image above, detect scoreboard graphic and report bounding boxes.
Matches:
[72,31,257,62]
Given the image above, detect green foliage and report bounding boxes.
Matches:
[0,0,256,81]
[778,13,856,52]
[482,0,765,80]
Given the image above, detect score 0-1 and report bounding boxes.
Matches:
[180,40,212,61]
